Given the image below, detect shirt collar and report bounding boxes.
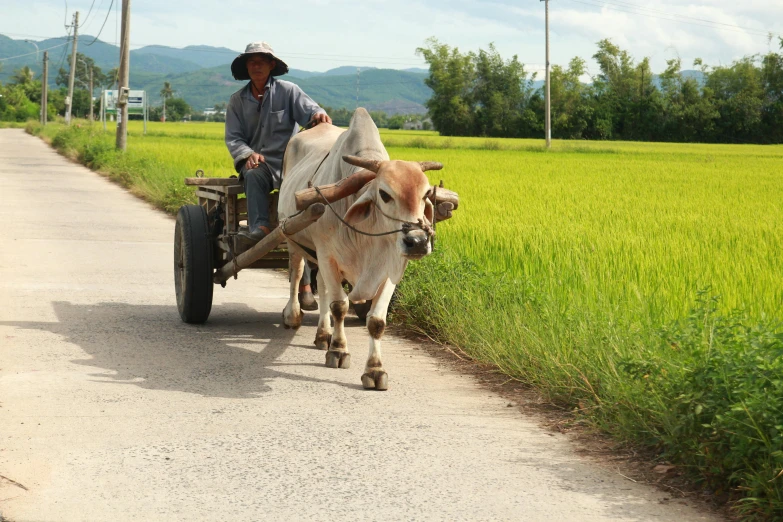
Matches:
[245,76,273,98]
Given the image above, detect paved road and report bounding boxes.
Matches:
[0,129,718,522]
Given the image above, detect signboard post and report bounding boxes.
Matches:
[101,89,147,135]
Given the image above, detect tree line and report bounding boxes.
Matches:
[417,37,783,144]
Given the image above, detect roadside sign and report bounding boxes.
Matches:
[103,90,146,115]
[101,89,148,134]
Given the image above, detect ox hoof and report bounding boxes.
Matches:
[325,351,351,369]
[282,310,303,330]
[314,334,332,351]
[361,370,388,391]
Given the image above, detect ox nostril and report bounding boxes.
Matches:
[403,235,426,248]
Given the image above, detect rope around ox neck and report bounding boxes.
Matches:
[314,185,434,238]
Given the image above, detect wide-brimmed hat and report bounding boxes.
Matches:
[231,41,289,80]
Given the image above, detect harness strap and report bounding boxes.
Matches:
[314,186,434,238]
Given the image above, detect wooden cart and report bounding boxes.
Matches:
[174,172,323,324]
[174,170,458,324]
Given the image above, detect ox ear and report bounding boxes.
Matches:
[343,189,375,226]
[343,155,381,173]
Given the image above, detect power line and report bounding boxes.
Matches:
[0,40,70,61]
[56,30,72,71]
[86,0,115,46]
[80,0,98,28]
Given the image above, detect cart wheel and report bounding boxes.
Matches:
[174,205,214,323]
[353,300,372,322]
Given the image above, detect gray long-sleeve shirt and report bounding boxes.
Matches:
[225,77,326,188]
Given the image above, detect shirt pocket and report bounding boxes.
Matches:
[270,109,287,128]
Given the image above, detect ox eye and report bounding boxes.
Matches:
[379,189,392,203]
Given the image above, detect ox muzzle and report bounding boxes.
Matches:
[401,223,432,260]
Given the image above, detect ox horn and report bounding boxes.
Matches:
[419,161,444,172]
[342,155,382,173]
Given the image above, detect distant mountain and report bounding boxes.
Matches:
[650,70,705,89]
[286,69,323,80]
[134,65,430,114]
[0,35,204,81]
[323,66,376,76]
[2,34,430,114]
[133,44,236,69]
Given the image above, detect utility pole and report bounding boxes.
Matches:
[41,51,48,125]
[543,0,551,148]
[116,0,131,151]
[65,11,79,125]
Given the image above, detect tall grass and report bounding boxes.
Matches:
[28,119,783,519]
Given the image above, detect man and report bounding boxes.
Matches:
[225,41,330,310]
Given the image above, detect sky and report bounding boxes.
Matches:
[2,0,782,76]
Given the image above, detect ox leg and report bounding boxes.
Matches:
[282,251,305,329]
[361,280,395,391]
[320,260,351,369]
[313,269,332,350]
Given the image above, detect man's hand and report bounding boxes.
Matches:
[312,112,332,125]
[245,152,265,170]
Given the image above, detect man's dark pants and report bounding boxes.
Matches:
[242,164,311,286]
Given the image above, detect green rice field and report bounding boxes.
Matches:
[29,119,783,517]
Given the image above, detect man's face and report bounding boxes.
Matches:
[246,54,276,82]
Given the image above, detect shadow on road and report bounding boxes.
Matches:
[2,300,362,398]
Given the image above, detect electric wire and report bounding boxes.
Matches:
[80,0,98,28]
[0,40,70,62]
[86,0,115,46]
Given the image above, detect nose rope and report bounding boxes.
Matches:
[314,185,434,238]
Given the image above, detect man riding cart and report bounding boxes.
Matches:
[225,41,331,310]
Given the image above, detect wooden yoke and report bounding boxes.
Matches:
[294,171,461,223]
[294,169,376,210]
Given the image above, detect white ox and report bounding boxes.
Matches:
[278,108,442,390]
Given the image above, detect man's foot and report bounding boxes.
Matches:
[237,226,271,245]
[298,290,318,311]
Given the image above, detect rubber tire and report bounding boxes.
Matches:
[174,205,214,323]
[353,300,372,322]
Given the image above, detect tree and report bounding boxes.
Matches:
[163,97,190,121]
[549,57,593,139]
[704,57,764,142]
[0,82,40,122]
[472,44,530,137]
[416,38,476,136]
[759,40,783,143]
[160,81,174,122]
[104,67,119,89]
[211,102,226,122]
[55,54,107,90]
[10,66,35,86]
[658,58,718,142]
